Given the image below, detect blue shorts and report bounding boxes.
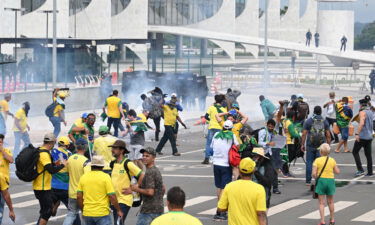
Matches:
[213,165,232,189]
[339,127,349,141]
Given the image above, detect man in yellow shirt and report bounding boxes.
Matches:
[151,186,202,225]
[0,134,13,224]
[63,138,90,225]
[103,90,125,137]
[0,93,14,136]
[93,126,117,173]
[110,140,144,224]
[217,158,267,225]
[0,174,15,223]
[202,94,227,164]
[50,90,68,137]
[155,100,186,156]
[13,102,31,157]
[77,155,123,224]
[33,133,67,225]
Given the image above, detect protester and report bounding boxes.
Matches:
[33,133,67,225]
[103,90,125,137]
[169,94,184,145]
[335,97,353,153]
[301,106,331,185]
[259,95,276,122]
[13,101,31,157]
[50,89,68,137]
[324,92,339,143]
[306,29,312,46]
[312,143,340,225]
[340,35,347,52]
[0,171,15,223]
[144,88,164,142]
[352,99,373,177]
[77,155,124,225]
[63,138,90,225]
[132,147,165,225]
[151,187,203,225]
[92,126,116,174]
[0,134,14,224]
[0,93,14,136]
[211,120,238,221]
[110,139,144,224]
[293,94,310,125]
[282,109,301,177]
[68,113,88,142]
[217,158,267,225]
[202,94,227,164]
[225,88,241,110]
[68,113,96,145]
[216,109,249,144]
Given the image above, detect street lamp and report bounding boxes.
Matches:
[39,10,54,90]
[263,0,269,89]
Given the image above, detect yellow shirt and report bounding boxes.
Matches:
[0,148,12,183]
[313,156,337,179]
[105,96,122,118]
[33,148,53,190]
[0,175,9,191]
[74,118,84,127]
[283,119,293,145]
[218,180,267,225]
[111,159,142,206]
[163,105,178,126]
[93,135,117,170]
[53,104,64,117]
[0,100,9,120]
[151,212,203,225]
[77,170,115,217]
[13,108,27,132]
[207,105,227,130]
[67,153,90,199]
[138,113,148,123]
[232,123,243,144]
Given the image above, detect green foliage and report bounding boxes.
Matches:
[354,21,375,50]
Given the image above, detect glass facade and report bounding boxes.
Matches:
[21,0,46,14]
[69,0,92,16]
[235,0,246,17]
[111,0,131,16]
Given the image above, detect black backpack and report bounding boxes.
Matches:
[15,145,49,182]
[309,118,325,148]
[251,128,266,143]
[45,102,57,118]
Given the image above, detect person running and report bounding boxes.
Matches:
[340,35,347,52]
[63,138,90,225]
[155,99,186,156]
[33,133,67,225]
[92,126,116,174]
[324,92,339,143]
[282,109,301,177]
[217,157,267,225]
[301,106,331,186]
[50,89,68,137]
[132,147,165,225]
[0,171,15,223]
[151,186,203,225]
[110,140,144,224]
[211,120,238,221]
[125,109,148,169]
[259,95,276,122]
[312,143,340,225]
[13,101,31,157]
[103,90,125,137]
[334,97,353,153]
[306,29,312,46]
[0,93,14,136]
[77,155,123,225]
[352,98,374,177]
[0,134,14,224]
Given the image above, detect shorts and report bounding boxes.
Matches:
[339,127,349,141]
[34,190,53,221]
[129,145,143,160]
[213,165,232,189]
[315,178,336,196]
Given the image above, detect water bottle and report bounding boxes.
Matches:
[116,217,122,225]
[131,177,141,202]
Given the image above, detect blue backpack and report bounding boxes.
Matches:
[45,102,57,118]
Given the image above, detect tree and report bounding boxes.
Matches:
[354,21,375,50]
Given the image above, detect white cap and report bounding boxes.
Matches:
[171,93,177,98]
[223,120,234,129]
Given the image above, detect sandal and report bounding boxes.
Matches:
[344,150,352,153]
[334,150,341,153]
[329,221,335,225]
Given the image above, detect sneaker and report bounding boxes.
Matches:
[355,171,365,177]
[173,153,181,156]
[273,189,281,194]
[365,173,374,177]
[201,158,209,164]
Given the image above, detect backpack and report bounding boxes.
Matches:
[309,118,325,148]
[296,102,309,121]
[45,102,58,118]
[251,128,265,143]
[110,159,142,207]
[228,144,241,167]
[15,145,49,182]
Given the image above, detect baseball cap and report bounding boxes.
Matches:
[81,113,88,119]
[99,125,109,134]
[140,147,157,156]
[91,155,105,167]
[58,136,70,146]
[232,103,240,109]
[44,133,56,142]
[75,138,88,146]
[223,120,233,129]
[108,140,129,153]
[239,158,256,174]
[171,93,177,98]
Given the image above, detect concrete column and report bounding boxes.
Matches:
[200,39,207,58]
[120,44,126,61]
[175,35,183,58]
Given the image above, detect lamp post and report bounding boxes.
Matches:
[39,10,53,90]
[263,0,269,89]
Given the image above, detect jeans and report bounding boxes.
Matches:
[155,125,178,154]
[0,194,5,224]
[13,131,31,157]
[204,129,220,159]
[63,198,82,225]
[352,139,373,175]
[306,146,321,183]
[153,117,161,141]
[112,203,131,225]
[84,215,111,225]
[107,117,120,137]
[0,114,6,136]
[50,116,62,137]
[136,213,162,225]
[53,189,81,225]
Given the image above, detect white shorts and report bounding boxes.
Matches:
[128,145,143,160]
